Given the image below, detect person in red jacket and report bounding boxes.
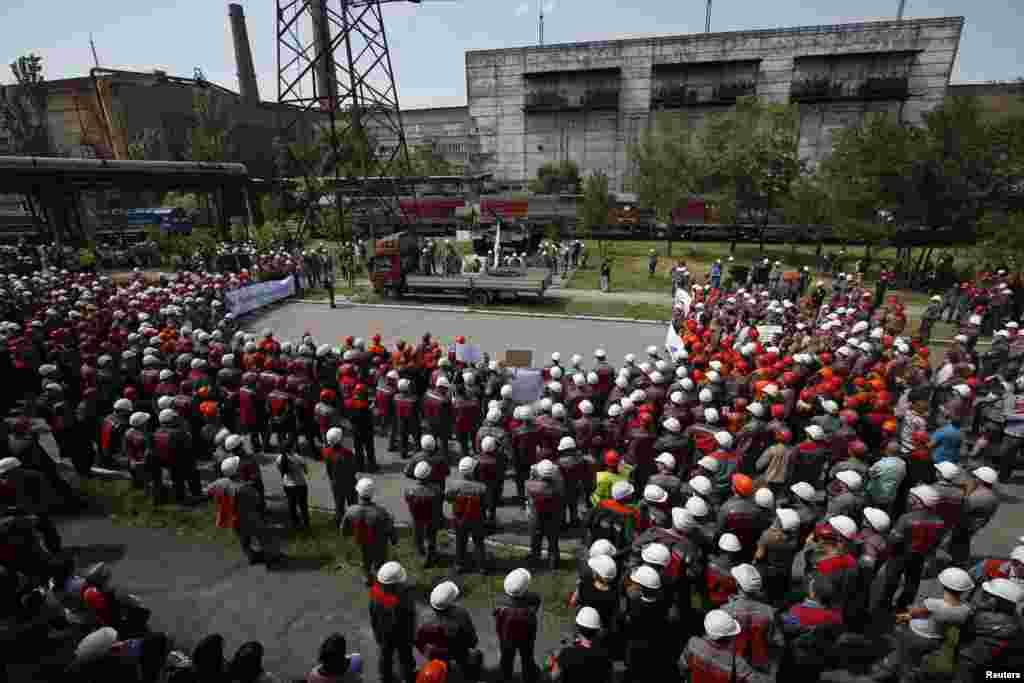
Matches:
[494,568,541,683]
[680,610,770,683]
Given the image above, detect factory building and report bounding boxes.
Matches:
[465,16,964,192]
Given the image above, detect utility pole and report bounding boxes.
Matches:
[705,0,712,32]
[897,0,907,19]
[539,1,544,45]
[89,33,101,68]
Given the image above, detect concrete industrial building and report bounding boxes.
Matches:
[465,16,964,192]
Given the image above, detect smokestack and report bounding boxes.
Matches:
[229,3,260,104]
[310,0,338,109]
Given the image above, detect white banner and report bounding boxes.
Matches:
[455,343,483,364]
[674,289,692,316]
[665,323,685,355]
[509,369,545,403]
[226,275,296,317]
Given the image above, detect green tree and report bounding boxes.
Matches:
[781,172,833,258]
[629,112,703,255]
[404,142,455,176]
[1,53,52,155]
[819,111,923,259]
[579,170,611,260]
[697,97,801,252]
[528,160,581,194]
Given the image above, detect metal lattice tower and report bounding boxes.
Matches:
[276,0,417,235]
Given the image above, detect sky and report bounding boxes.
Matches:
[1,0,1020,109]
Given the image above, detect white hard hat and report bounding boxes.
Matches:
[486,409,502,423]
[611,480,635,501]
[550,367,563,380]
[982,578,1024,604]
[754,488,774,509]
[594,348,606,358]
[714,431,733,448]
[615,376,629,389]
[938,567,975,593]
[1011,546,1024,564]
[685,496,710,521]
[630,389,646,403]
[731,563,762,593]
[459,457,477,474]
[631,565,662,590]
[863,507,891,533]
[681,378,695,391]
[377,561,408,585]
[558,436,576,452]
[159,369,173,381]
[436,376,450,388]
[836,470,863,490]
[356,477,375,498]
[579,400,594,415]
[504,568,532,596]
[663,417,681,433]
[575,606,602,630]
[607,403,622,417]
[76,627,119,663]
[326,427,343,445]
[397,379,411,392]
[619,398,634,413]
[706,371,721,383]
[699,388,713,403]
[952,384,971,398]
[551,403,566,419]
[641,543,671,567]
[413,461,432,480]
[114,398,133,413]
[790,481,818,502]
[655,452,676,469]
[747,402,765,418]
[551,352,561,362]
[644,484,668,504]
[828,515,858,540]
[429,581,460,610]
[482,436,498,453]
[570,354,583,367]
[972,466,998,485]
[805,425,825,441]
[158,408,177,425]
[221,455,241,477]
[624,353,636,364]
[822,400,839,414]
[225,434,244,452]
[718,533,742,552]
[421,434,437,451]
[697,456,720,473]
[776,508,800,532]
[588,539,617,558]
[910,485,939,508]
[129,412,150,428]
[537,459,558,479]
[587,555,618,581]
[587,372,598,385]
[689,475,713,496]
[934,461,960,481]
[0,457,22,476]
[705,610,741,639]
[500,384,513,398]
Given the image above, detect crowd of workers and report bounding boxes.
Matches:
[1,258,1024,683]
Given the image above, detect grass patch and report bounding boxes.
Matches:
[80,478,577,623]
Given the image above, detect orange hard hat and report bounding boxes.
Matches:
[882,419,898,434]
[775,429,792,443]
[417,660,449,683]
[82,586,109,612]
[199,401,219,418]
[197,385,210,398]
[732,473,754,497]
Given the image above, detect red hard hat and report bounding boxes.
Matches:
[320,389,336,402]
[345,336,354,345]
[849,440,867,455]
[605,450,621,468]
[775,428,792,443]
[82,586,108,612]
[734,397,749,412]
[912,430,929,445]
[123,387,137,401]
[372,334,382,343]
[839,409,858,425]
[771,404,786,419]
[455,335,466,344]
[417,660,449,683]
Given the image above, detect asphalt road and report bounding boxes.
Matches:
[246,302,668,366]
